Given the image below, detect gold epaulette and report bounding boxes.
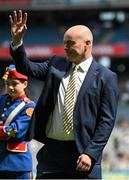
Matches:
[24,97,32,103]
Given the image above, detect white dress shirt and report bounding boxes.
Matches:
[46,57,93,140]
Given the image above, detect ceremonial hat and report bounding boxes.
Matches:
[2,64,28,80]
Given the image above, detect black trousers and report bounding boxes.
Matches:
[36,171,89,179]
[0,171,32,179]
[36,138,94,179]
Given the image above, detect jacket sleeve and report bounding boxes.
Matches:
[10,44,51,80]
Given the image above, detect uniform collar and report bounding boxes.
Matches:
[11,93,27,101]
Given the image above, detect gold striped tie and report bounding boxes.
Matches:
[63,65,79,134]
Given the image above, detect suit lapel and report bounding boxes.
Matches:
[53,58,72,104]
[75,59,99,107]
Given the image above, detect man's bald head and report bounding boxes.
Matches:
[64,25,93,44]
[63,25,93,63]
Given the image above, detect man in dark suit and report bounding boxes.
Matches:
[9,10,119,179]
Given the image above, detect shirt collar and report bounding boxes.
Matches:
[73,56,93,72]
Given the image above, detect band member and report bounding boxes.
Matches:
[0,64,35,179]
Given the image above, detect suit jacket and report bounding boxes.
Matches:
[10,45,119,178]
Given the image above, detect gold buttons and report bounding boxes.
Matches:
[0,121,3,125]
[7,102,10,105]
[1,114,5,117]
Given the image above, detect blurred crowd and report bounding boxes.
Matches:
[102,77,129,174]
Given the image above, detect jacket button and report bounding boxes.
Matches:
[4,108,7,111]
[0,121,3,125]
[1,114,5,117]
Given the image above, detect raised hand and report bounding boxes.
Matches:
[9,10,27,46]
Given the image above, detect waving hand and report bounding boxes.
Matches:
[9,10,27,46]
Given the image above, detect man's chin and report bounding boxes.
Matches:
[66,55,76,62]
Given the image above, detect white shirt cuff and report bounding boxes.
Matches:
[11,41,23,51]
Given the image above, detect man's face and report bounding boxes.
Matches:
[5,79,27,98]
[63,33,86,63]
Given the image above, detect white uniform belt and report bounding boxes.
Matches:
[4,101,26,126]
